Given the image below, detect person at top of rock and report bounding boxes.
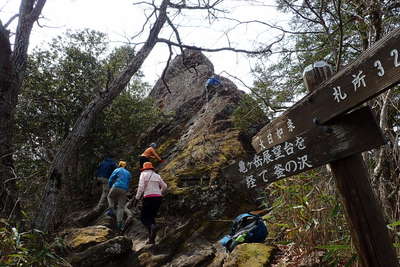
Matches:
[139,143,163,169]
[135,162,167,244]
[205,76,221,88]
[107,161,132,231]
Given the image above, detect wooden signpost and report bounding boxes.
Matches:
[224,107,384,191]
[225,28,400,266]
[252,27,400,153]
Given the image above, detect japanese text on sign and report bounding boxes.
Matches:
[240,135,312,188]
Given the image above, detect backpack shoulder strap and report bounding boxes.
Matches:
[142,172,154,194]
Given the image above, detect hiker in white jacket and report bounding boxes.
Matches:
[135,161,167,244]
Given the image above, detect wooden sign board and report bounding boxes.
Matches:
[252,27,400,153]
[225,107,384,194]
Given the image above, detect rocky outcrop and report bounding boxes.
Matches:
[144,50,250,206]
[150,49,215,113]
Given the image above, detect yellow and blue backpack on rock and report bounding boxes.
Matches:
[219,213,268,252]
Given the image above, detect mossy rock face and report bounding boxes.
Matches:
[63,225,114,252]
[160,130,246,194]
[223,243,276,267]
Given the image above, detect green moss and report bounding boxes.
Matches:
[159,130,246,194]
[227,243,276,266]
[158,138,178,155]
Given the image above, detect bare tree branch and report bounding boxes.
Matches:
[160,43,173,94]
[156,38,272,54]
[131,9,157,40]
[166,15,184,55]
[168,0,224,11]
[222,17,324,35]
[281,0,320,24]
[220,71,287,112]
[4,14,19,29]
[335,0,344,71]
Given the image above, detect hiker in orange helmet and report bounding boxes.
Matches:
[135,162,167,244]
[139,143,163,169]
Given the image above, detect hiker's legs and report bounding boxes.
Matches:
[108,187,127,229]
[107,187,118,213]
[140,198,156,228]
[149,224,159,244]
[141,197,162,243]
[116,189,127,228]
[96,177,109,210]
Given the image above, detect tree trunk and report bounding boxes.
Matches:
[0,0,47,220]
[373,90,395,220]
[373,90,392,180]
[33,0,169,232]
[0,23,19,219]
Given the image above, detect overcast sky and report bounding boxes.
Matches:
[1,0,289,91]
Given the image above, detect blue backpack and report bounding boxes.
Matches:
[219,213,268,252]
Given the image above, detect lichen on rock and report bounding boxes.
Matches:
[63,225,114,253]
[223,243,276,267]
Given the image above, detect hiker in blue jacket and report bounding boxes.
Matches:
[107,161,132,230]
[95,156,117,210]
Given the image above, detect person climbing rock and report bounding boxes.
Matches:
[135,162,167,244]
[94,155,117,211]
[107,161,132,231]
[139,143,163,169]
[205,76,221,88]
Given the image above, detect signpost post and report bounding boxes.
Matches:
[224,28,400,266]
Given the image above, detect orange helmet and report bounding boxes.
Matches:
[142,162,154,171]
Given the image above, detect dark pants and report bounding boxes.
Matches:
[140,197,162,229]
[139,156,150,168]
